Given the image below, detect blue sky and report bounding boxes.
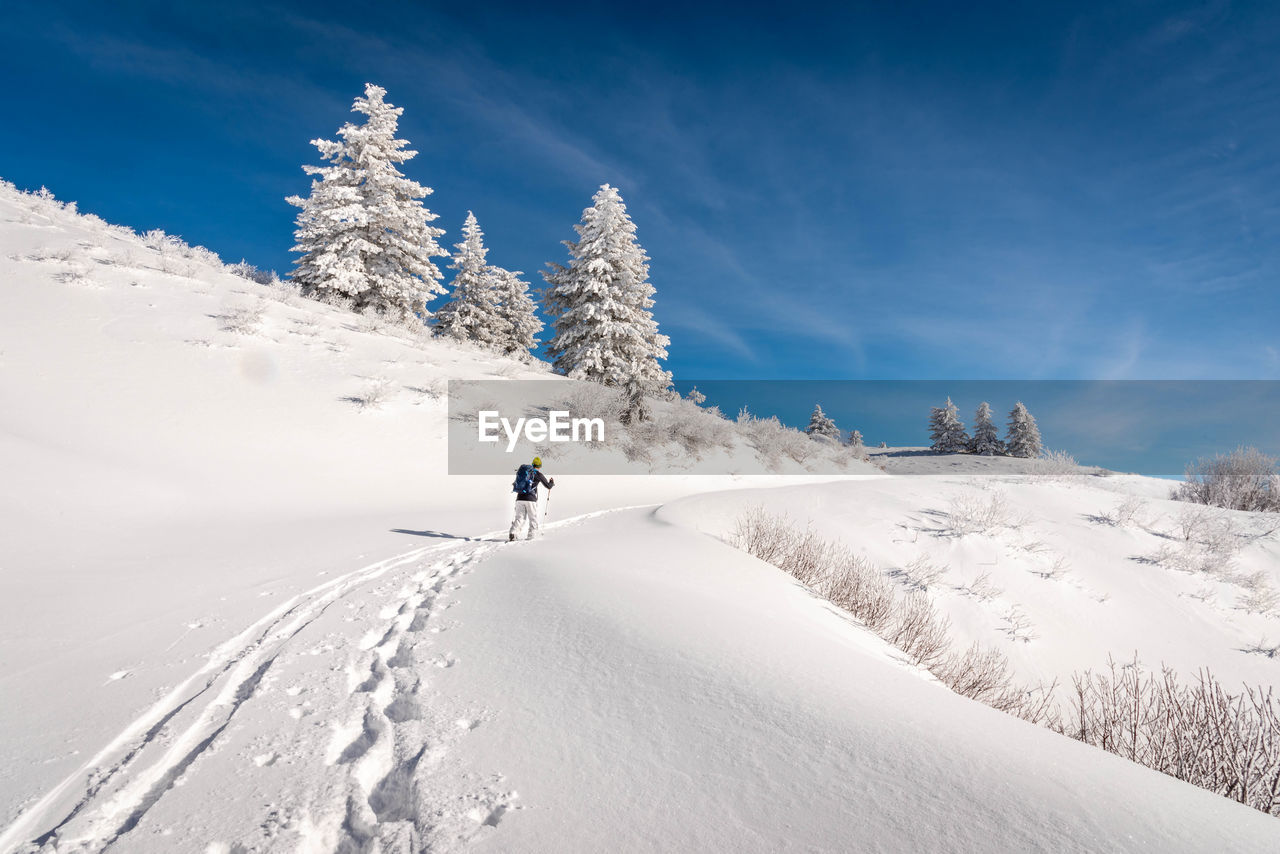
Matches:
[3,1,1278,387]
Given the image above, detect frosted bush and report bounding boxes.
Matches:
[142,228,179,253]
[228,260,277,286]
[349,377,393,411]
[946,491,1011,536]
[1067,657,1280,816]
[1176,446,1280,513]
[734,409,813,467]
[959,570,1003,601]
[893,556,946,591]
[220,299,265,335]
[557,382,626,427]
[1239,579,1280,615]
[1111,495,1147,527]
[1000,605,1037,643]
[649,399,736,459]
[1029,449,1080,478]
[729,508,1055,726]
[885,593,952,668]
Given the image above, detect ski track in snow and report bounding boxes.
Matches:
[1,506,642,854]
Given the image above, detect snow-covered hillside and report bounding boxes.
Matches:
[2,183,1279,852]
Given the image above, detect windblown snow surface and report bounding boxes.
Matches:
[2,185,1278,852]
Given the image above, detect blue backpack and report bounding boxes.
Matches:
[512,464,537,494]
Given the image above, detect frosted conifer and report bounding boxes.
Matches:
[543,184,671,392]
[849,429,865,449]
[1005,402,1044,458]
[928,397,970,453]
[490,265,542,356]
[806,404,841,441]
[287,84,447,322]
[969,402,1004,456]
[434,212,504,346]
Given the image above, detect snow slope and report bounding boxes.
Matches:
[658,476,1280,694]
[2,183,1279,851]
[0,185,847,845]
[9,507,1278,851]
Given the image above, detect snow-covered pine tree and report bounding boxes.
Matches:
[928,397,970,453]
[969,401,1004,456]
[434,212,504,346]
[490,265,542,357]
[849,429,865,449]
[806,403,841,441]
[287,84,447,323]
[686,386,707,406]
[542,184,672,392]
[1005,401,1044,458]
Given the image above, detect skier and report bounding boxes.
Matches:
[510,457,554,541]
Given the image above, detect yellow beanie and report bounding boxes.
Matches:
[532,457,542,467]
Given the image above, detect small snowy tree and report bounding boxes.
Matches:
[434,212,504,346]
[287,84,447,322]
[686,386,707,406]
[849,429,865,450]
[543,184,672,392]
[1005,401,1043,458]
[969,402,1004,456]
[806,403,841,441]
[928,397,970,453]
[490,265,542,357]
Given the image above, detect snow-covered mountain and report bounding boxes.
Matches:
[2,183,1278,852]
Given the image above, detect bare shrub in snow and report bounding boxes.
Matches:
[1176,446,1280,513]
[408,378,446,402]
[1030,554,1071,580]
[735,408,814,467]
[892,555,946,592]
[817,554,897,632]
[228,259,277,286]
[270,278,303,306]
[55,264,91,286]
[1097,495,1147,527]
[1028,449,1079,478]
[347,377,393,411]
[946,491,1011,536]
[1114,495,1147,527]
[729,510,1045,718]
[885,593,951,669]
[1000,605,1037,643]
[637,399,736,460]
[958,570,1003,602]
[557,382,626,426]
[1176,506,1214,542]
[1067,656,1280,817]
[220,299,266,335]
[729,506,798,568]
[937,644,1058,724]
[1238,580,1280,615]
[319,291,355,313]
[107,248,139,269]
[1243,638,1280,659]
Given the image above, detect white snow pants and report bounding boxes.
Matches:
[510,499,540,540]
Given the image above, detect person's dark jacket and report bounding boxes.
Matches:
[516,467,554,502]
